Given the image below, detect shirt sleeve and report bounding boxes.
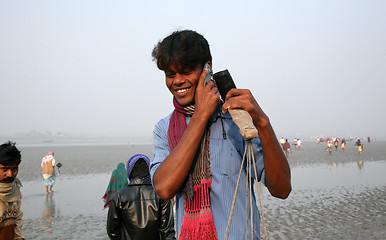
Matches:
[150,117,171,186]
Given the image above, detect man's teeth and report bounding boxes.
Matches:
[176,88,188,93]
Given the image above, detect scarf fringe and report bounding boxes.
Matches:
[179,179,218,240]
[179,211,218,240]
[169,99,217,240]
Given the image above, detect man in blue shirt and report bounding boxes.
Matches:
[150,30,291,240]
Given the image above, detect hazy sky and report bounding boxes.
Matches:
[1,1,385,139]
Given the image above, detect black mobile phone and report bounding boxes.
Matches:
[213,69,236,101]
[213,70,258,140]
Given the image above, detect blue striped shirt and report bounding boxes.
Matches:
[150,107,265,240]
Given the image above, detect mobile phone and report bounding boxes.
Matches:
[213,69,258,139]
[203,62,213,86]
[213,69,236,101]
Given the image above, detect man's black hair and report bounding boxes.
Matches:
[152,29,212,72]
[130,158,150,180]
[0,141,21,166]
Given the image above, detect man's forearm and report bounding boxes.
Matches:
[153,114,209,199]
[257,120,291,199]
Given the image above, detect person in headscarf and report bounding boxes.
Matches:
[0,141,25,240]
[41,152,56,194]
[107,154,176,240]
[102,162,128,209]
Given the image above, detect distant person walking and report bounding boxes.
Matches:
[279,137,285,146]
[334,139,339,151]
[341,139,346,151]
[41,152,56,194]
[358,143,364,155]
[0,141,25,240]
[326,141,333,155]
[102,163,128,209]
[297,138,302,150]
[293,138,298,149]
[282,139,292,158]
[355,139,363,155]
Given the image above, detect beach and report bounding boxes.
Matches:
[14,139,386,239]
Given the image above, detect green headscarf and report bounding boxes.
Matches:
[102,163,128,209]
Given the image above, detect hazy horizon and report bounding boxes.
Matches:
[0,129,381,143]
[1,1,385,140]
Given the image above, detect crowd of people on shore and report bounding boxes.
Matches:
[279,136,373,157]
[316,137,372,155]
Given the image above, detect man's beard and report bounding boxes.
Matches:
[0,177,15,183]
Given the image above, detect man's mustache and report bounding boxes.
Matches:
[0,177,15,183]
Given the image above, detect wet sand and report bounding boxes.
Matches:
[22,173,111,240]
[258,161,385,239]
[18,140,386,239]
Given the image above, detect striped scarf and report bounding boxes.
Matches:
[168,97,218,240]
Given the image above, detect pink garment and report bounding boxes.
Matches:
[42,153,54,163]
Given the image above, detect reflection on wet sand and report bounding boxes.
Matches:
[328,162,337,169]
[259,160,385,239]
[357,161,364,169]
[41,194,55,233]
[330,160,365,170]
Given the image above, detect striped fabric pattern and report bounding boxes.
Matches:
[150,105,266,239]
[43,175,56,186]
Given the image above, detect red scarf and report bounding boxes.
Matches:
[168,98,218,240]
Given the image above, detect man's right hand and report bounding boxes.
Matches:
[194,67,220,121]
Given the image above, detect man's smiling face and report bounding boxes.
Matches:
[165,64,202,106]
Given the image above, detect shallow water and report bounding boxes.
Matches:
[22,173,110,240]
[15,140,386,239]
